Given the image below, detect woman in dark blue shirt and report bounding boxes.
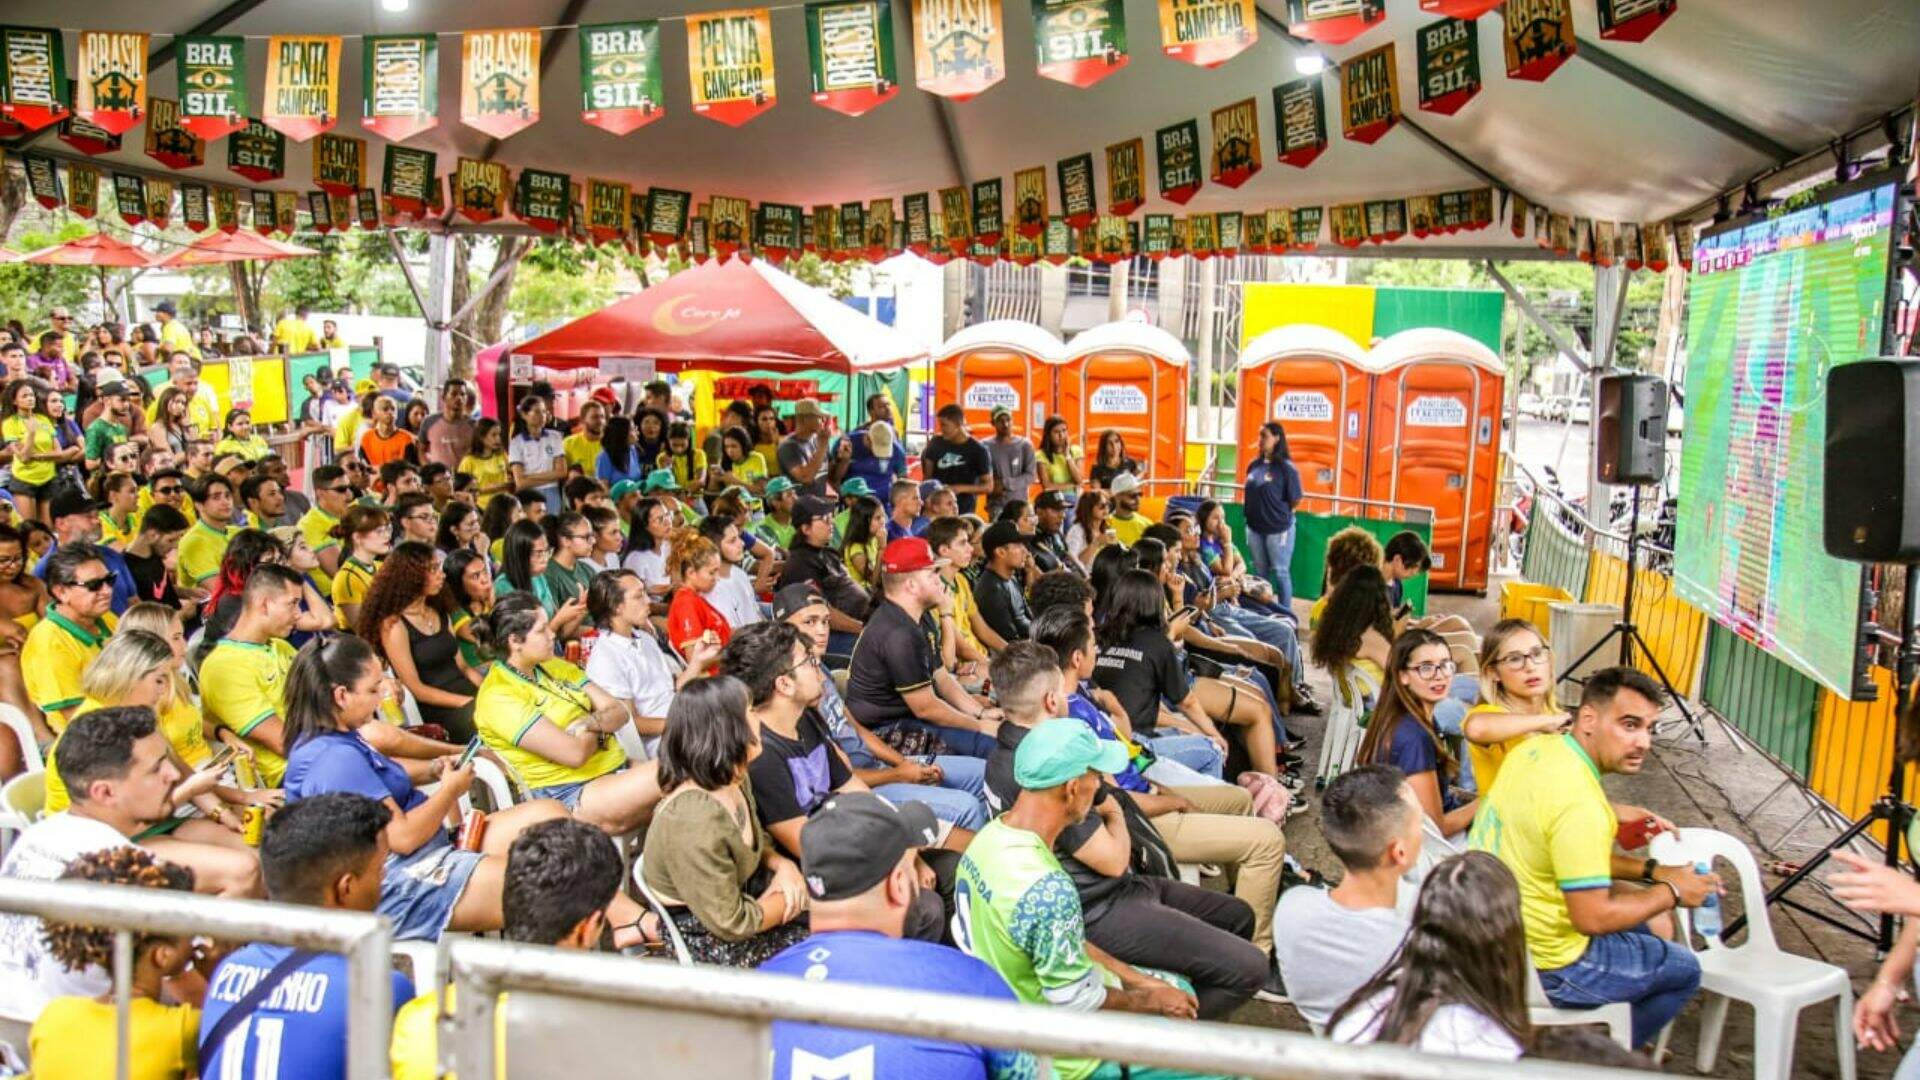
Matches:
[1243,422,1304,609]
[1354,628,1478,842]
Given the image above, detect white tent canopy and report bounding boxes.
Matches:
[7,0,1915,254]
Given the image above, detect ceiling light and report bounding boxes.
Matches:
[380,0,410,12]
[1294,54,1326,76]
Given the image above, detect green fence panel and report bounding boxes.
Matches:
[1274,511,1430,613]
[1371,287,1506,354]
[1520,506,1591,601]
[1700,622,1818,777]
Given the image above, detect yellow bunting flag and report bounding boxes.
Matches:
[1158,0,1255,69]
[1012,167,1048,237]
[74,31,148,135]
[312,133,366,196]
[588,179,632,243]
[454,157,510,224]
[1340,42,1400,144]
[263,35,342,140]
[687,9,777,126]
[143,97,205,170]
[462,29,541,139]
[1504,0,1576,82]
[1209,97,1260,188]
[913,0,1006,101]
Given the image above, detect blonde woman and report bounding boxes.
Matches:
[1461,619,1571,793]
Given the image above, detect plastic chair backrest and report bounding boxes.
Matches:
[470,758,517,813]
[0,704,43,774]
[398,686,425,728]
[1649,827,1773,953]
[4,772,46,823]
[630,854,693,964]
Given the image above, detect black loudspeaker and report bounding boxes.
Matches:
[1825,359,1920,563]
[1595,372,1668,485]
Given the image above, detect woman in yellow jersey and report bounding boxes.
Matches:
[656,420,708,490]
[841,496,887,594]
[2,379,59,522]
[710,426,769,497]
[457,417,513,497]
[475,593,661,835]
[213,407,272,462]
[750,404,784,468]
[93,470,141,550]
[1035,415,1084,502]
[1308,563,1396,707]
[1462,618,1568,794]
[0,524,47,765]
[330,504,391,631]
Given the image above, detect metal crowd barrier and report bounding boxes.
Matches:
[443,937,1639,1080]
[0,878,393,1080]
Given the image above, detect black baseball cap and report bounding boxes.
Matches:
[799,793,939,901]
[1034,490,1070,512]
[772,582,828,621]
[981,519,1029,559]
[792,495,836,528]
[49,489,98,520]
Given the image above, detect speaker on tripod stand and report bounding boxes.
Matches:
[1595,371,1669,485]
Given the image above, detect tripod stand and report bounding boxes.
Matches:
[1724,563,1918,951]
[1561,483,1707,744]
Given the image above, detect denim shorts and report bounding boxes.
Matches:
[530,780,590,810]
[380,837,484,941]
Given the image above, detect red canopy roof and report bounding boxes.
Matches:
[510,258,924,374]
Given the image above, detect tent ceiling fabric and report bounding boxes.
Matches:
[9,0,1915,247]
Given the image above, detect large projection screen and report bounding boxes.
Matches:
[1671,172,1903,699]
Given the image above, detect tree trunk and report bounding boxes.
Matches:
[448,234,530,382]
[227,262,261,330]
[0,167,25,245]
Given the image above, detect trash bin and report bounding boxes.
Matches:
[1501,582,1574,640]
[1549,601,1621,699]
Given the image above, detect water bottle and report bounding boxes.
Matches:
[1691,859,1721,938]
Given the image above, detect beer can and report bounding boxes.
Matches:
[242,806,266,847]
[458,809,488,852]
[233,755,261,790]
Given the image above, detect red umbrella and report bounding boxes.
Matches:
[157,230,317,267]
[18,232,154,267]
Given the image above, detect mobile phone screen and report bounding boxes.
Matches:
[456,737,484,769]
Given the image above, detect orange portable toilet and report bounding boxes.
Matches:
[1236,325,1372,510]
[933,321,1064,440]
[1058,321,1190,496]
[1366,328,1505,593]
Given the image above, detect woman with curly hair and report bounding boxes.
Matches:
[360,541,482,742]
[666,530,729,671]
[30,847,206,1080]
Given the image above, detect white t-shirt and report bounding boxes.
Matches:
[622,549,668,591]
[1272,886,1409,1029]
[0,813,135,1022]
[1329,989,1525,1061]
[586,627,681,725]
[508,430,567,493]
[708,566,763,629]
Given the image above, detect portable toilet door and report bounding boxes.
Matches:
[1058,321,1191,495]
[1236,324,1372,509]
[932,321,1065,440]
[1366,328,1505,593]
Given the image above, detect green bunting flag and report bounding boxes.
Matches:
[250,189,274,235]
[381,145,438,217]
[358,189,380,230]
[178,36,248,140]
[22,153,60,209]
[228,119,286,183]
[1044,215,1072,264]
[1274,75,1328,168]
[904,192,933,254]
[806,1,898,116]
[646,188,692,245]
[308,190,333,234]
[362,35,438,141]
[113,172,146,226]
[969,178,1003,245]
[1032,0,1128,88]
[1598,0,1676,43]
[1155,119,1201,204]
[0,27,69,131]
[1283,0,1384,45]
[1415,16,1480,115]
[180,182,210,232]
[517,168,570,233]
[1144,213,1173,259]
[761,202,803,261]
[1056,153,1097,229]
[580,21,666,134]
[836,200,863,260]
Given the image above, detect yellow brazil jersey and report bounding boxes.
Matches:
[1467,733,1617,970]
[216,434,272,462]
[273,315,319,355]
[458,453,511,493]
[157,318,199,360]
[178,519,235,587]
[1463,703,1545,796]
[474,658,625,791]
[298,505,342,595]
[331,556,378,630]
[391,985,509,1080]
[2,414,57,486]
[136,488,197,528]
[143,383,221,437]
[98,510,138,550]
[30,996,199,1080]
[561,432,602,475]
[333,404,364,454]
[198,637,297,787]
[21,608,116,730]
[46,694,213,813]
[656,447,708,489]
[1108,512,1152,549]
[948,573,987,657]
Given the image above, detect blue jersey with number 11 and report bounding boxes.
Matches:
[200,944,413,1080]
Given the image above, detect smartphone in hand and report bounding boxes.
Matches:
[455,736,484,769]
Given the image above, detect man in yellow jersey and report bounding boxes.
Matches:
[198,565,306,786]
[177,474,238,589]
[390,818,624,1080]
[21,544,120,732]
[298,463,353,596]
[36,307,78,371]
[145,353,222,435]
[1105,473,1156,548]
[273,303,320,354]
[562,399,606,475]
[152,300,199,360]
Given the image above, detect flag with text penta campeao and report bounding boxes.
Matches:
[462,29,540,139]
[807,1,899,116]
[688,10,777,126]
[1158,0,1255,69]
[75,31,148,135]
[1105,138,1143,217]
[0,27,70,131]
[263,35,342,140]
[178,36,248,140]
[1339,42,1400,144]
[212,186,239,233]
[362,35,438,141]
[587,180,631,243]
[66,163,99,219]
[312,133,366,197]
[938,188,970,253]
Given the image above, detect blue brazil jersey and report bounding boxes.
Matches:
[201,944,413,1080]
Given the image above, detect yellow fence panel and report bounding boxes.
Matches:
[1582,552,1709,695]
[1810,663,1914,842]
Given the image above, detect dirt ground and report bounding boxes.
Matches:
[1230,576,1900,1078]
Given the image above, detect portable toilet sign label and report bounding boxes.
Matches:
[1090,384,1149,414]
[963,381,1021,412]
[1405,394,1467,427]
[1273,390,1334,422]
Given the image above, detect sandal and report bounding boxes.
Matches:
[613,911,666,955]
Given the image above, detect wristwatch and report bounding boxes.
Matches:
[1641,858,1659,884]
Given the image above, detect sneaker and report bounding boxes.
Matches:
[1256,963,1289,1004]
[1291,685,1323,716]
[1276,752,1303,769]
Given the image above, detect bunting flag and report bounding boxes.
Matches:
[178,36,248,139]
[141,97,204,169]
[809,203,837,253]
[312,133,366,196]
[0,27,69,131]
[1009,226,1040,266]
[1573,216,1593,261]
[381,145,437,216]
[1142,213,1171,259]
[1408,193,1436,236]
[1095,215,1130,262]
[362,35,438,141]
[1044,216,1072,263]
[1158,0,1255,68]
[1531,204,1548,246]
[146,179,174,229]
[1273,76,1328,168]
[1592,220,1616,267]
[688,214,711,263]
[1503,0,1575,81]
[23,153,61,209]
[580,22,666,135]
[1598,0,1675,43]
[1416,17,1480,115]
[59,97,122,156]
[263,35,342,140]
[1283,0,1384,45]
[1106,138,1144,217]
[1339,43,1400,144]
[1243,208,1266,252]
[1216,211,1242,255]
[1293,206,1324,248]
[1364,198,1406,241]
[1056,153,1097,229]
[517,168,570,233]
[1012,167,1048,237]
[1547,211,1571,254]
[914,0,1005,101]
[587,180,631,242]
[113,172,146,226]
[1266,207,1293,252]
[1167,216,1189,258]
[212,185,239,233]
[761,203,804,261]
[1188,211,1217,259]
[688,9,777,125]
[836,201,864,260]
[65,162,99,219]
[74,31,148,134]
[250,189,274,235]
[970,178,1004,244]
[454,157,510,223]
[710,194,753,259]
[1643,220,1671,272]
[1329,202,1365,247]
[938,188,970,252]
[462,29,540,138]
[357,189,380,230]
[806,1,898,115]
[1509,192,1529,237]
[1209,97,1260,188]
[1621,222,1644,270]
[902,193,932,253]
[1155,119,1202,204]
[1420,0,1504,16]
[1032,0,1128,87]
[181,182,210,232]
[864,198,893,258]
[228,119,286,182]
[646,188,691,244]
[308,191,332,234]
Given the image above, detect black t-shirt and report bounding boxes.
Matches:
[747,709,853,831]
[845,600,939,730]
[984,722,1150,921]
[779,542,872,621]
[1092,625,1192,738]
[123,548,178,608]
[921,436,991,514]
[972,567,1031,644]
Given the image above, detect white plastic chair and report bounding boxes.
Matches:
[0,705,43,775]
[398,685,425,728]
[630,855,692,965]
[1314,666,1377,787]
[461,758,517,815]
[1649,829,1856,1080]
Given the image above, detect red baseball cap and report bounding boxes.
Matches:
[589,387,619,406]
[881,537,950,574]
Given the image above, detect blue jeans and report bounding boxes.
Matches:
[884,717,996,759]
[1434,673,1483,794]
[1537,924,1701,1047]
[1247,525,1296,610]
[874,755,989,831]
[1210,606,1303,681]
[1141,732,1224,778]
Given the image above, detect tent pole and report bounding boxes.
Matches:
[1107,261,1129,322]
[1194,256,1219,442]
[423,233,455,392]
[1483,261,1590,373]
[1587,264,1628,518]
